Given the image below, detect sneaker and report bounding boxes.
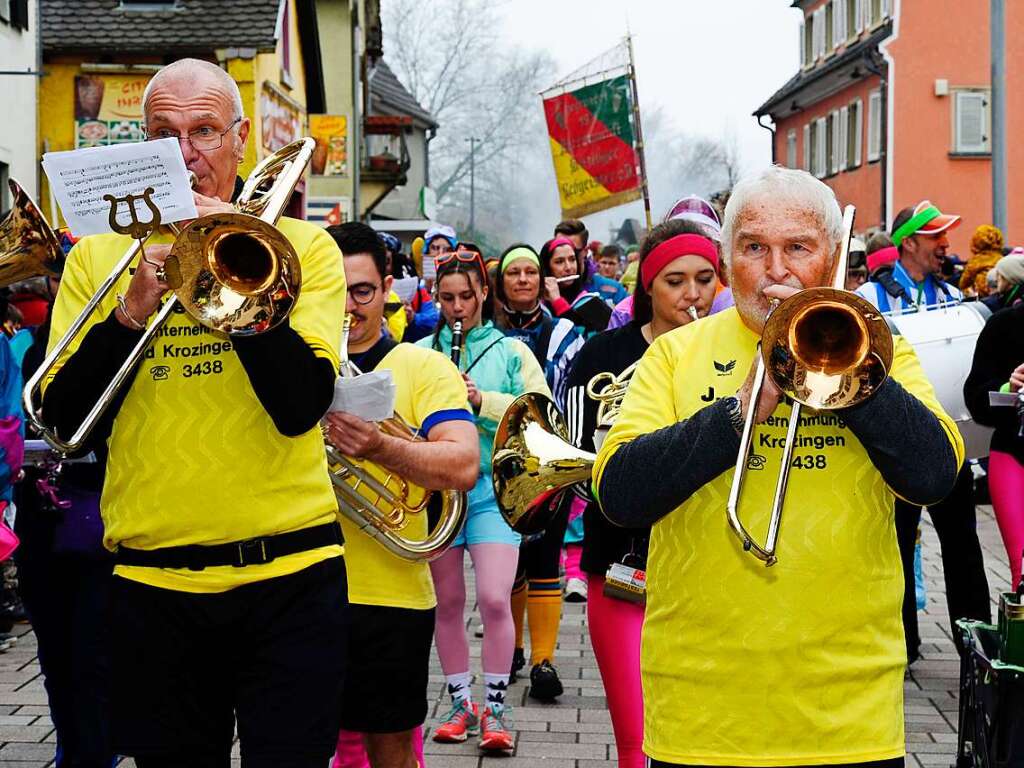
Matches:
[509,647,526,682]
[528,659,564,700]
[564,577,587,603]
[433,699,479,743]
[479,705,514,752]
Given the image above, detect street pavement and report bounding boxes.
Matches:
[0,506,1011,767]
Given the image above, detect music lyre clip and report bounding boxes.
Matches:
[103,187,161,264]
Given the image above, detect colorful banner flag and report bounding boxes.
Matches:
[543,73,642,219]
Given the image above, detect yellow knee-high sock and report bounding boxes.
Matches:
[527,578,562,665]
[511,576,528,650]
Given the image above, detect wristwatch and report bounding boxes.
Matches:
[724,395,745,435]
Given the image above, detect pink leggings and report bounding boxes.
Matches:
[563,545,583,582]
[332,728,424,768]
[430,543,519,677]
[990,450,1024,587]
[586,574,645,768]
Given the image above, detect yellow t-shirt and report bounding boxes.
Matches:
[593,307,964,766]
[338,342,471,610]
[45,218,346,593]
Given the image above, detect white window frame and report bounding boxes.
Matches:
[838,105,849,170]
[787,129,798,168]
[855,0,866,32]
[803,123,811,171]
[867,88,882,162]
[952,88,991,154]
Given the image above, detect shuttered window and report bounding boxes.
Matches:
[855,0,866,32]
[847,99,863,168]
[834,0,847,46]
[867,89,882,162]
[838,106,849,170]
[825,1,835,51]
[803,124,811,171]
[953,89,990,154]
[815,118,828,178]
[787,129,798,168]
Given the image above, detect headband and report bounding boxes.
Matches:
[640,234,719,291]
[546,237,576,254]
[891,205,940,247]
[501,247,540,273]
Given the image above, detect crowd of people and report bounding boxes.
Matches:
[0,57,1022,768]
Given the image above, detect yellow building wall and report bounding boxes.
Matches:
[36,0,310,225]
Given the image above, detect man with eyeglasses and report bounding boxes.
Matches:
[324,222,478,768]
[41,58,348,767]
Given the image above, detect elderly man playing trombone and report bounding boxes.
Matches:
[593,166,963,768]
[38,59,346,768]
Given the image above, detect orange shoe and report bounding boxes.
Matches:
[432,699,479,743]
[479,705,514,752]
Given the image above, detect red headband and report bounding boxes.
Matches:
[546,237,576,254]
[640,234,719,291]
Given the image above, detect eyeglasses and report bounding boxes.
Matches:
[347,282,381,306]
[145,117,242,151]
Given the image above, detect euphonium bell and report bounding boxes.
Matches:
[492,392,595,535]
[326,318,467,561]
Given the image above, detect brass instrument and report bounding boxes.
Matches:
[726,205,893,566]
[492,392,594,535]
[0,179,66,285]
[325,317,467,561]
[586,361,639,436]
[22,138,314,455]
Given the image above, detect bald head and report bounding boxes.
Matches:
[143,58,243,120]
[142,58,250,202]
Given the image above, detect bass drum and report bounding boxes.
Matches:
[887,302,993,460]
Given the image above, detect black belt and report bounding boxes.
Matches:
[115,522,343,571]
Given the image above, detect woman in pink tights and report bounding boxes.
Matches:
[563,216,723,768]
[965,299,1024,587]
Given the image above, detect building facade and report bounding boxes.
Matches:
[0,0,38,208]
[37,0,326,225]
[755,0,1023,253]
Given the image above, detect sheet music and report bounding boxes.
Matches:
[391,277,419,303]
[42,138,198,237]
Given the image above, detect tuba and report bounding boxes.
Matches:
[0,179,67,286]
[726,205,893,566]
[22,138,313,455]
[325,317,467,561]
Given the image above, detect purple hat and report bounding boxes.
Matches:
[665,196,722,241]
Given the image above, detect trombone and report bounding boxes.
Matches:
[22,138,314,455]
[725,205,894,566]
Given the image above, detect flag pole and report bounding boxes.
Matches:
[626,33,653,231]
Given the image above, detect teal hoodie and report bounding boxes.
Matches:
[417,321,550,473]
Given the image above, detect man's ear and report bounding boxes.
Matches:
[383,274,394,294]
[235,117,251,162]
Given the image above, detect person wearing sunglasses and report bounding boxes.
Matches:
[416,253,549,753]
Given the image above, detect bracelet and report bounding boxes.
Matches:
[116,294,146,331]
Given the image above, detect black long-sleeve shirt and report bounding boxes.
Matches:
[964,303,1024,463]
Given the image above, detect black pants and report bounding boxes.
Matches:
[14,481,115,768]
[895,464,991,661]
[112,557,349,768]
[649,759,904,768]
[514,495,570,584]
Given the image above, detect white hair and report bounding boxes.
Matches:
[720,165,844,267]
[142,58,244,124]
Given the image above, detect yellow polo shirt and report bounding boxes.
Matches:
[46,218,346,593]
[337,343,471,610]
[593,307,963,766]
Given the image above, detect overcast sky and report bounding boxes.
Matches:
[498,0,802,236]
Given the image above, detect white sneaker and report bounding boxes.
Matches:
[564,577,588,603]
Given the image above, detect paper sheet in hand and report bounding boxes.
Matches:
[42,138,198,237]
[330,370,396,422]
[392,277,420,303]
